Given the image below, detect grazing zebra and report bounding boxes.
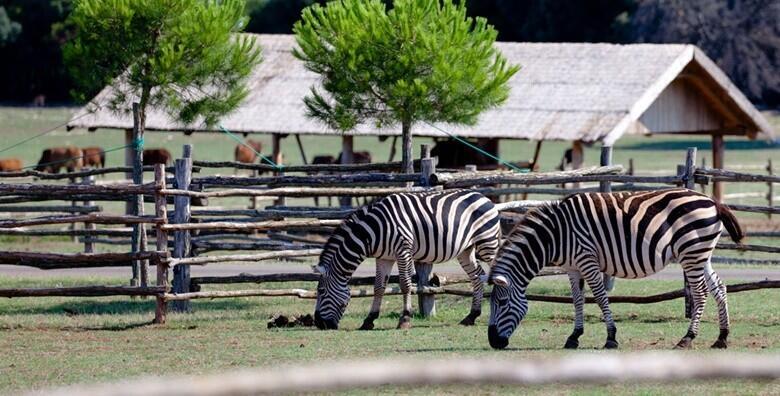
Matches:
[487,188,743,350]
[313,190,501,330]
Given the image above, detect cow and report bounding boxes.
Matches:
[142,148,172,166]
[337,150,372,165]
[82,147,106,169]
[36,147,83,173]
[0,158,23,172]
[234,139,264,175]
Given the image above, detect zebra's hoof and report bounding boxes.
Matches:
[604,339,619,349]
[358,321,375,331]
[563,338,579,349]
[674,337,693,349]
[397,316,412,330]
[711,339,728,349]
[459,314,478,326]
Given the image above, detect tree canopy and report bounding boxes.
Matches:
[293,0,518,172]
[64,0,262,126]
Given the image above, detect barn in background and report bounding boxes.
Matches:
[67,34,775,201]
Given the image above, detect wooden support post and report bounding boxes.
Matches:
[712,134,724,202]
[599,146,615,292]
[571,140,584,189]
[416,144,436,317]
[69,177,78,243]
[700,157,708,193]
[272,134,286,207]
[153,164,169,324]
[124,128,134,215]
[295,134,308,165]
[339,135,354,207]
[388,136,398,162]
[628,158,634,176]
[683,147,697,319]
[172,145,193,313]
[130,103,146,289]
[83,174,96,253]
[767,159,773,220]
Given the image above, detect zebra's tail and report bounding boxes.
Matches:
[716,201,745,244]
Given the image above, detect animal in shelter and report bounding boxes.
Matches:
[36,146,84,173]
[234,139,264,164]
[313,190,501,330]
[487,188,742,350]
[431,138,498,170]
[81,146,105,169]
[311,155,337,206]
[336,150,372,164]
[0,158,23,171]
[142,148,172,166]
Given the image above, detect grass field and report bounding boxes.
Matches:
[1,275,780,394]
[0,107,779,394]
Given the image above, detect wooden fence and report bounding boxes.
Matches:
[0,145,777,324]
[34,353,780,395]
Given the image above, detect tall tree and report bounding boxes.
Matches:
[64,0,262,128]
[294,0,518,173]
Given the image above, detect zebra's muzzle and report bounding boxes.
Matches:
[488,325,509,349]
[314,311,338,330]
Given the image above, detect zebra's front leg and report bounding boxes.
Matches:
[396,250,414,330]
[675,268,708,349]
[581,264,618,349]
[456,248,483,326]
[564,270,585,349]
[359,259,395,331]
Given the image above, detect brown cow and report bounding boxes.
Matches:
[0,158,23,172]
[36,147,83,173]
[234,139,263,164]
[82,146,105,169]
[142,148,172,166]
[336,150,372,164]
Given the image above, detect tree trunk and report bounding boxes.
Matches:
[401,119,413,174]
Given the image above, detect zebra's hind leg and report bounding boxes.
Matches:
[675,267,708,349]
[581,263,618,349]
[564,270,585,349]
[360,259,395,331]
[456,249,483,326]
[704,263,730,348]
[396,248,414,330]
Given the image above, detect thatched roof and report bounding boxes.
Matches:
[68,34,774,144]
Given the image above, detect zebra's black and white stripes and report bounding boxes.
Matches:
[488,188,743,350]
[313,189,501,330]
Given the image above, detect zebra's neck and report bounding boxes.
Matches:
[321,212,374,281]
[501,203,565,288]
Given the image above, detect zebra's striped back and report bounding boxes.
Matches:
[314,190,501,328]
[488,188,743,348]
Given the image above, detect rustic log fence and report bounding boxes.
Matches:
[0,146,778,325]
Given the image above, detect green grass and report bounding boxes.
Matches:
[1,275,780,394]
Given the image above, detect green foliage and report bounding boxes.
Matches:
[0,7,22,46]
[63,0,262,126]
[293,0,518,132]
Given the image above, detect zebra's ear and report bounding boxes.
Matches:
[491,274,510,287]
[312,265,328,276]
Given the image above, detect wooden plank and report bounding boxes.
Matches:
[154,163,170,323]
[168,249,322,266]
[0,286,165,298]
[723,204,780,215]
[416,144,436,317]
[172,147,193,313]
[0,182,156,196]
[696,167,780,183]
[712,135,724,201]
[0,214,163,228]
[191,173,421,187]
[161,219,341,232]
[0,251,166,269]
[158,186,439,199]
[0,205,102,213]
[191,159,420,173]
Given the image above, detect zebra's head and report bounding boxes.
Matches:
[313,253,350,330]
[487,270,528,349]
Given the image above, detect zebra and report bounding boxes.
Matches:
[487,188,743,350]
[313,189,501,330]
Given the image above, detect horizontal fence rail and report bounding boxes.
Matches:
[0,251,168,269]
[158,186,439,198]
[191,173,422,187]
[192,159,420,173]
[0,165,192,180]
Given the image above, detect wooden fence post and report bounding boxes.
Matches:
[83,174,96,253]
[600,146,615,292]
[130,102,148,289]
[172,145,193,313]
[682,147,697,319]
[416,144,436,317]
[767,159,774,220]
[273,134,286,207]
[154,164,169,324]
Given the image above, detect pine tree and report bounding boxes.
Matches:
[294,0,518,173]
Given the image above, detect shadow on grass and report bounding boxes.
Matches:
[1,298,257,317]
[620,139,779,151]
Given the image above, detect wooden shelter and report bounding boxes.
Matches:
[67,34,774,199]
